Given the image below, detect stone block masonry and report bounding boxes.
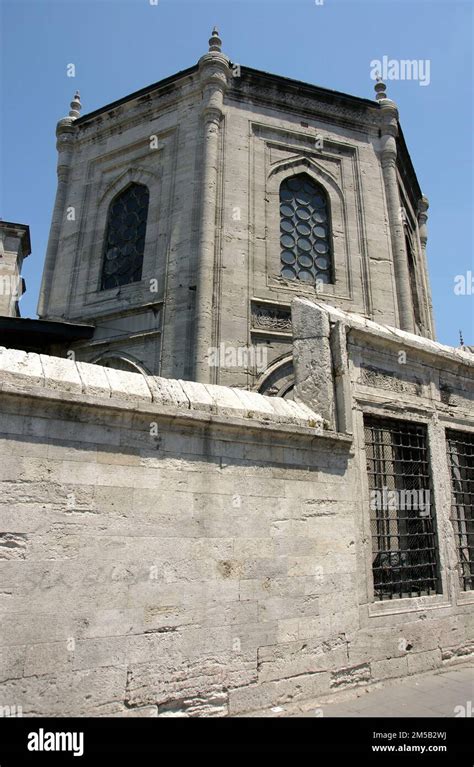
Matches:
[0,301,473,715]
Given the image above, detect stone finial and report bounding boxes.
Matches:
[208,26,222,52]
[459,329,464,347]
[374,73,387,101]
[418,195,429,247]
[418,195,429,215]
[68,91,82,119]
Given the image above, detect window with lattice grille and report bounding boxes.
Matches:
[100,183,149,290]
[446,429,474,591]
[279,174,333,285]
[364,415,441,600]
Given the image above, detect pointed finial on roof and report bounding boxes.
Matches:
[208,26,222,52]
[374,73,387,101]
[459,329,465,347]
[68,91,82,119]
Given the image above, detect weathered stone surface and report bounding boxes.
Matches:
[76,361,111,399]
[179,380,214,412]
[39,355,82,394]
[103,367,152,403]
[146,376,190,408]
[228,672,331,715]
[0,348,43,388]
[0,295,472,718]
[407,649,442,675]
[0,668,128,716]
[371,657,409,681]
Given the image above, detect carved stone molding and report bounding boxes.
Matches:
[359,365,422,396]
[251,302,292,333]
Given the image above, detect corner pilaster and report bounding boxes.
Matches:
[193,29,230,383]
[376,81,415,333]
[37,92,81,319]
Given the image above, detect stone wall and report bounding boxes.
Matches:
[0,304,473,716]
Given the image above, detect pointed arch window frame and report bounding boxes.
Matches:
[262,153,353,301]
[278,172,334,286]
[99,182,150,291]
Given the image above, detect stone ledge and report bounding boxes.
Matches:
[0,347,335,441]
[293,298,474,370]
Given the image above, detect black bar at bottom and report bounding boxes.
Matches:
[0,716,472,763]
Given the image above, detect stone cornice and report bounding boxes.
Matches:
[296,298,474,372]
[0,348,335,445]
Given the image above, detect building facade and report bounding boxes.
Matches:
[0,30,472,717]
[37,29,433,393]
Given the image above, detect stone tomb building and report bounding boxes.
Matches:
[0,30,472,716]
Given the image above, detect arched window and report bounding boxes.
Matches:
[279,174,333,285]
[100,183,149,290]
[94,354,148,375]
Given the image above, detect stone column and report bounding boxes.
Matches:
[417,195,435,338]
[376,84,414,333]
[37,93,80,319]
[193,29,230,383]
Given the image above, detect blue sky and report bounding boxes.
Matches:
[1,0,473,345]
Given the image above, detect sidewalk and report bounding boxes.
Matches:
[253,662,474,718]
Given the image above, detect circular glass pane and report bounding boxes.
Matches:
[295,207,311,220]
[315,241,329,254]
[296,222,311,236]
[297,237,312,252]
[105,247,119,261]
[281,250,296,265]
[313,210,327,223]
[111,203,125,218]
[104,260,117,275]
[295,191,312,205]
[280,218,294,233]
[280,204,294,217]
[124,212,138,227]
[316,272,331,284]
[312,194,325,208]
[122,227,134,241]
[280,234,295,248]
[315,256,329,270]
[281,266,297,280]
[313,225,326,238]
[303,181,316,194]
[287,178,302,191]
[137,222,147,237]
[117,257,131,275]
[298,269,314,283]
[122,243,135,257]
[298,254,313,268]
[280,187,293,202]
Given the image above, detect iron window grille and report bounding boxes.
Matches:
[446,429,474,591]
[364,415,441,600]
[100,183,149,291]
